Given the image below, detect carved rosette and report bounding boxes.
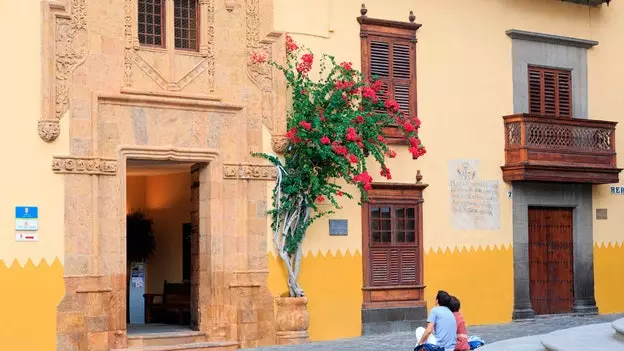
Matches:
[223,164,277,180]
[52,157,118,175]
[271,136,289,154]
[38,120,61,142]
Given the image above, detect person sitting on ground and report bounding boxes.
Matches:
[448,296,470,351]
[415,290,457,351]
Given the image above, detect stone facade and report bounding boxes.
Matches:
[42,0,287,349]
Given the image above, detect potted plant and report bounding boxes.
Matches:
[251,34,426,343]
[126,210,156,323]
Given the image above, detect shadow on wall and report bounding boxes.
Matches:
[0,258,65,351]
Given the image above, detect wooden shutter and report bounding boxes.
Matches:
[366,36,416,117]
[369,247,418,286]
[528,66,572,117]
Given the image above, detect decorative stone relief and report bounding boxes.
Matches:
[271,136,289,154]
[38,120,61,142]
[123,0,216,91]
[52,156,118,175]
[223,164,277,180]
[246,0,275,131]
[39,0,87,142]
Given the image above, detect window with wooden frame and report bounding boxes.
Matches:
[174,0,199,51]
[361,183,427,309]
[138,0,165,47]
[528,66,572,117]
[358,14,421,144]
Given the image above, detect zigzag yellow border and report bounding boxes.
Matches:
[0,257,63,269]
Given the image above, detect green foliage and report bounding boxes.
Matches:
[252,35,425,256]
[126,210,156,263]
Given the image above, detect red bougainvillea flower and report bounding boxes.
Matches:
[298,121,312,130]
[371,80,384,92]
[316,195,325,203]
[285,34,298,53]
[385,99,400,113]
[335,80,355,91]
[337,191,343,196]
[340,61,353,71]
[362,87,378,103]
[355,115,364,124]
[332,142,348,155]
[377,135,386,143]
[347,154,358,163]
[380,167,392,180]
[346,127,358,141]
[403,121,416,133]
[320,136,331,145]
[297,53,314,74]
[251,52,266,64]
[285,128,297,139]
[409,137,420,147]
[353,171,373,190]
[386,149,397,158]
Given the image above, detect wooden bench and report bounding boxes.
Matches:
[144,280,191,324]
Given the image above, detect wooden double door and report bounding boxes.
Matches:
[528,207,575,315]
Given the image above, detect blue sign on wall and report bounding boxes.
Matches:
[610,186,624,195]
[15,206,38,219]
[15,206,39,231]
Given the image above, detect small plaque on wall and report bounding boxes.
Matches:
[596,208,608,220]
[329,219,348,236]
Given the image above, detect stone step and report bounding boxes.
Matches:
[113,341,239,351]
[128,330,208,348]
[613,318,624,341]
[541,322,624,351]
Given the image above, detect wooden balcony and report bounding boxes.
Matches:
[502,113,622,184]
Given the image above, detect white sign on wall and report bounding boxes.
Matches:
[448,160,500,230]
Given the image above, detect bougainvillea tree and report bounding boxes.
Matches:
[252,35,426,297]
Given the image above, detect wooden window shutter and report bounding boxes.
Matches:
[528,66,572,117]
[369,247,418,286]
[367,37,416,117]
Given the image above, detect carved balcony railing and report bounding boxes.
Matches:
[502,113,622,184]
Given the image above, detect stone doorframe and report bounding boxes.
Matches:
[117,146,221,337]
[511,182,597,319]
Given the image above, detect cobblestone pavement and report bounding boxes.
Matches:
[250,314,624,351]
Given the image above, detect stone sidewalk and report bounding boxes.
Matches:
[249,314,624,351]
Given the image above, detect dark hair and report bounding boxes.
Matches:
[436,290,451,308]
[449,296,461,312]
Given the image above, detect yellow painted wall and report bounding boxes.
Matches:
[0,1,69,350]
[267,0,624,341]
[127,173,191,294]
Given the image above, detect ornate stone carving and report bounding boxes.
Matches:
[123,0,134,87]
[203,0,216,90]
[39,0,87,142]
[38,120,61,142]
[55,0,87,120]
[123,0,216,91]
[223,164,277,180]
[52,156,118,175]
[246,0,276,135]
[271,136,289,154]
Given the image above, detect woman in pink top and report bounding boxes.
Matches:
[449,296,470,351]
